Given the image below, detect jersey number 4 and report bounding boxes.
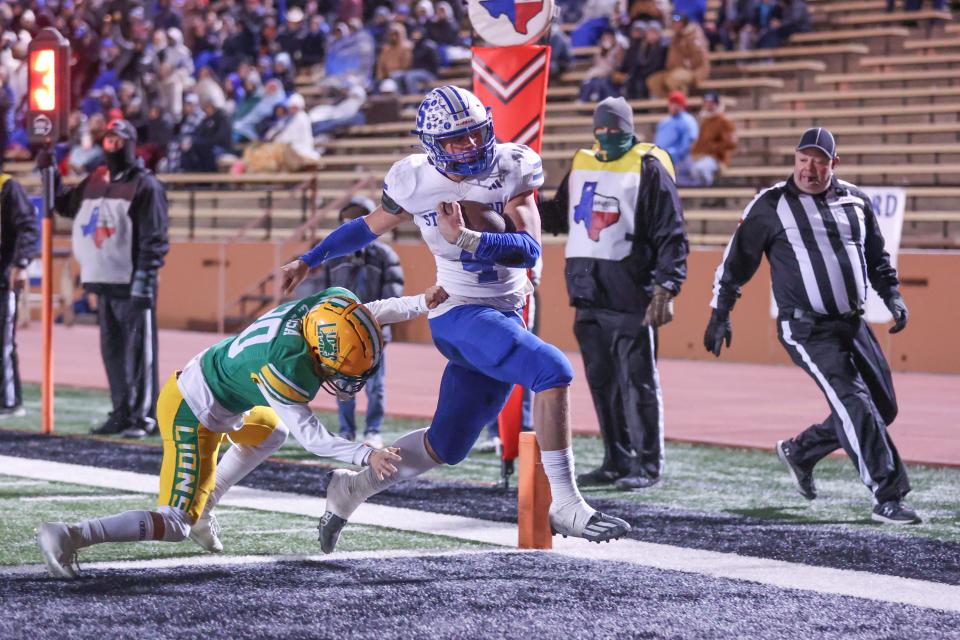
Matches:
[459,250,498,283]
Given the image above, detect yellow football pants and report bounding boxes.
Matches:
[156,373,281,522]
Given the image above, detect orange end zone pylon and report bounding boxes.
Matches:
[517,432,552,549]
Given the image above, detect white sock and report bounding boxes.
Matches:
[540,447,593,515]
[341,428,438,511]
[207,430,287,513]
[77,510,155,548]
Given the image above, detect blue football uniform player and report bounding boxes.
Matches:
[282,85,631,550]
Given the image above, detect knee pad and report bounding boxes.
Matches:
[230,407,290,451]
[156,505,192,542]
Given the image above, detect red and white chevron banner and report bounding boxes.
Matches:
[471,45,551,153]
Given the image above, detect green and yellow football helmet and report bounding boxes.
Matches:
[302,295,384,397]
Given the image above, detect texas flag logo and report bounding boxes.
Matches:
[573,182,621,242]
[81,206,116,248]
[479,0,544,34]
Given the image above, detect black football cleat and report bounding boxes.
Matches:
[872,501,922,525]
[776,440,817,500]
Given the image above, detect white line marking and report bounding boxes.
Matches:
[0,479,49,487]
[1,548,524,577]
[20,494,152,503]
[3,454,959,613]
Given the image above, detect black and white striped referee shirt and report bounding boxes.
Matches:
[711,176,900,317]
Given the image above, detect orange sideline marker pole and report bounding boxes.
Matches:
[517,432,551,549]
[40,212,54,434]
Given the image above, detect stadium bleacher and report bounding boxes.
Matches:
[3,1,955,253]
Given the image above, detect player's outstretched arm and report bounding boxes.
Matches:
[280,206,411,296]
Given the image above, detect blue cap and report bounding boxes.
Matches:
[796,127,837,159]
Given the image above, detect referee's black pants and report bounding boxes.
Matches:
[574,307,664,480]
[98,293,159,431]
[0,287,22,410]
[778,313,909,503]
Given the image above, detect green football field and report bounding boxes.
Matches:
[1,381,957,572]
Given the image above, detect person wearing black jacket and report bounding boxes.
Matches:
[182,98,233,172]
[38,118,169,438]
[542,97,688,491]
[294,196,404,449]
[0,172,39,417]
[704,127,919,524]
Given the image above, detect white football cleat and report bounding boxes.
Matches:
[549,503,631,544]
[318,469,366,554]
[189,511,224,553]
[36,522,80,579]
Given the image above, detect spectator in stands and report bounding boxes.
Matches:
[705,0,754,51]
[152,0,183,31]
[156,62,185,124]
[368,6,395,47]
[194,66,227,110]
[66,113,107,176]
[646,13,710,98]
[548,17,575,80]
[679,90,737,186]
[755,0,811,49]
[393,26,440,95]
[140,104,173,171]
[324,20,375,87]
[629,0,670,22]
[233,77,286,143]
[618,20,667,100]
[242,92,320,172]
[673,0,708,24]
[578,28,626,103]
[182,97,233,173]
[271,52,297,94]
[375,22,413,83]
[428,1,471,63]
[278,7,308,66]
[655,91,699,168]
[571,0,626,47]
[301,14,328,67]
[164,92,204,172]
[295,195,404,449]
[309,80,368,135]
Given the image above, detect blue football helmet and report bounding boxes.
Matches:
[413,85,496,177]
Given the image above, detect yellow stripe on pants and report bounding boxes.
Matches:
[156,373,284,523]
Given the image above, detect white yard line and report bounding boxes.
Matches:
[20,494,152,503]
[0,479,49,487]
[0,548,527,577]
[3,454,959,613]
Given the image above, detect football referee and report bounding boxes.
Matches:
[703,127,919,524]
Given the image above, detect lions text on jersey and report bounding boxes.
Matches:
[381,142,544,303]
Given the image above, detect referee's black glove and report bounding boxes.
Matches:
[884,292,908,334]
[703,308,732,357]
[130,270,155,310]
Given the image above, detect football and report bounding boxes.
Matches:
[460,200,515,233]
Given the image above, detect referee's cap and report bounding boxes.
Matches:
[796,127,836,159]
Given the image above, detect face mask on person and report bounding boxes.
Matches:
[594,131,634,162]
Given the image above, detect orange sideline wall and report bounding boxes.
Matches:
[69,240,957,374]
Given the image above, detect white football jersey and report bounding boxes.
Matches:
[382,143,544,304]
